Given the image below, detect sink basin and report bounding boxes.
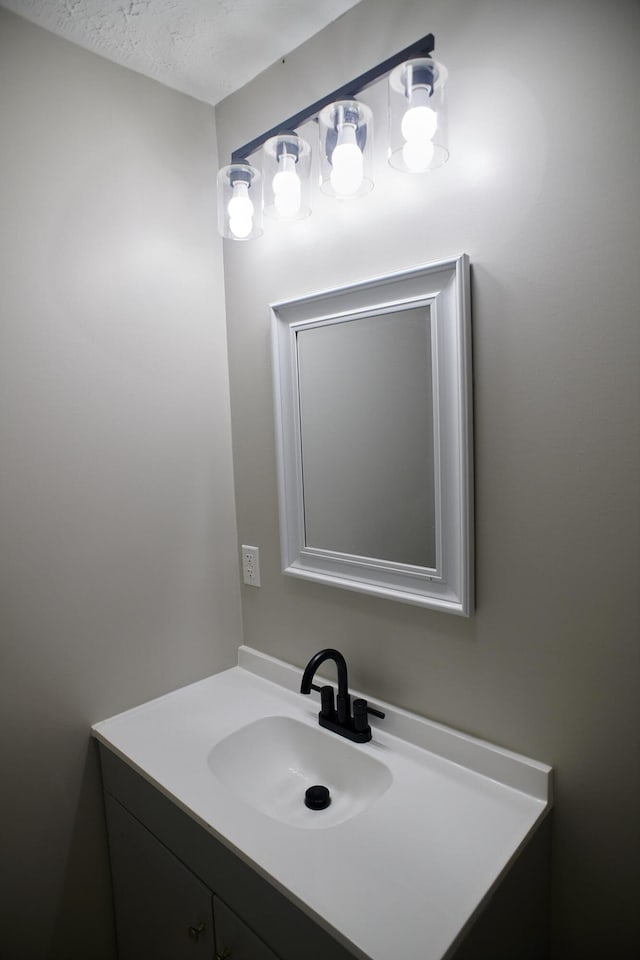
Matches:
[207,715,392,828]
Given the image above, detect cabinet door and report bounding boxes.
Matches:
[214,896,280,960]
[105,794,214,960]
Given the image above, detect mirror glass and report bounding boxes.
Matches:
[297,305,435,568]
[271,256,473,615]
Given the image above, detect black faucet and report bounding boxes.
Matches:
[300,648,385,743]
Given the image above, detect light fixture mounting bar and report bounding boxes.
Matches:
[230,33,435,163]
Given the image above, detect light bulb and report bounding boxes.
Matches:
[401,104,438,142]
[228,216,253,239]
[402,138,435,172]
[272,154,301,218]
[330,123,363,197]
[401,85,437,143]
[227,180,254,238]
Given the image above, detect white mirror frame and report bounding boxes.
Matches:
[271,254,474,616]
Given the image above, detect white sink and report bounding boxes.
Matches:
[207,714,392,828]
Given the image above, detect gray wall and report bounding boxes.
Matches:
[216,0,640,956]
[0,9,241,959]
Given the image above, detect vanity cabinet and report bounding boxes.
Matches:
[99,741,550,960]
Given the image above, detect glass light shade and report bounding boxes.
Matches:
[388,58,449,173]
[319,100,373,199]
[217,163,263,240]
[262,135,312,221]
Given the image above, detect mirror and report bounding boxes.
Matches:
[271,255,473,615]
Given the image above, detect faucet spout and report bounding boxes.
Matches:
[300,648,350,723]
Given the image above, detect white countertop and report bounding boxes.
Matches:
[92,646,552,960]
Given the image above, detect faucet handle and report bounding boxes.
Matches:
[367,704,386,720]
[320,685,335,718]
[353,698,385,734]
[309,683,335,719]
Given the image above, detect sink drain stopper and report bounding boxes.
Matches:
[304,784,331,810]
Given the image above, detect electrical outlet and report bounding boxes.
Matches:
[241,545,261,587]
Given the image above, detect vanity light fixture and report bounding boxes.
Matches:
[217,33,448,239]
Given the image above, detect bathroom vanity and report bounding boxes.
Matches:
[93,647,552,960]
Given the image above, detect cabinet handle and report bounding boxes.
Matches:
[215,949,231,960]
[187,922,206,943]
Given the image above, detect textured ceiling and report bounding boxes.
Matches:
[1,0,362,105]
